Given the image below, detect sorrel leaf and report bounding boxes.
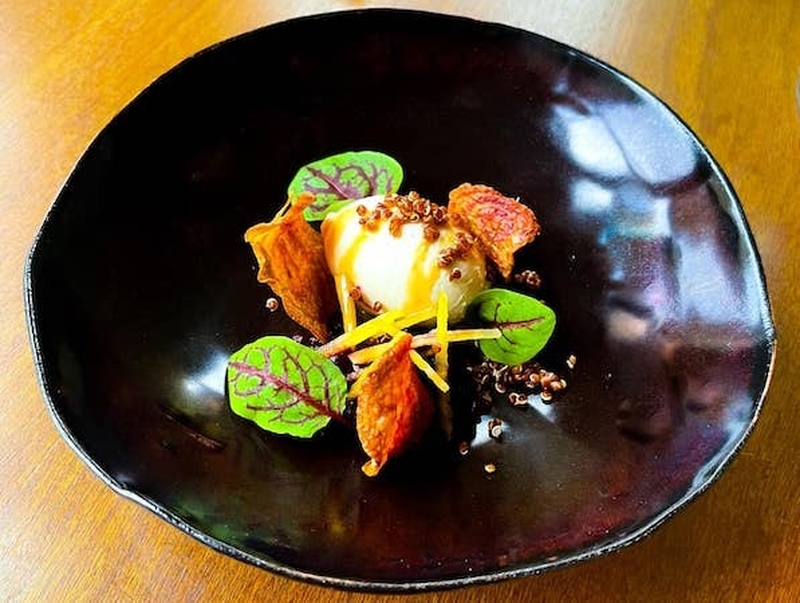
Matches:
[287,151,403,221]
[227,336,347,437]
[468,288,556,365]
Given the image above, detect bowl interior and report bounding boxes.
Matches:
[26,9,774,590]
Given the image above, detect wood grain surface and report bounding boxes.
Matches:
[1,1,797,601]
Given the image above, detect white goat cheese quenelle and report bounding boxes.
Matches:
[321,193,488,326]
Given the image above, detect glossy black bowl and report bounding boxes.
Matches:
[25,9,775,591]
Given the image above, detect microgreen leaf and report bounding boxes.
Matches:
[468,288,556,366]
[287,151,403,221]
[227,336,347,437]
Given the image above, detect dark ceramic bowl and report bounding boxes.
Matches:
[25,9,775,592]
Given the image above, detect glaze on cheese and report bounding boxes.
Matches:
[321,195,488,324]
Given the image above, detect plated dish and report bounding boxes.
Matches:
[230,149,561,477]
[25,9,775,591]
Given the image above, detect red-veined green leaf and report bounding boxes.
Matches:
[227,336,347,437]
[287,151,403,221]
[468,288,556,366]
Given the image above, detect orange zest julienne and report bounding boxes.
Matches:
[434,291,453,438]
[315,309,403,358]
[346,327,501,365]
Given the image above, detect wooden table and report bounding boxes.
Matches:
[2,1,797,601]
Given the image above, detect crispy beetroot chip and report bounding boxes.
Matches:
[448,183,540,279]
[244,193,338,341]
[354,333,435,476]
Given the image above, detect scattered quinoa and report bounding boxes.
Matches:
[468,359,568,408]
[357,191,448,240]
[512,269,542,289]
[438,231,476,267]
[566,354,577,369]
[508,392,528,407]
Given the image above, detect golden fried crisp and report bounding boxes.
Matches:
[244,193,337,341]
[354,333,434,476]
